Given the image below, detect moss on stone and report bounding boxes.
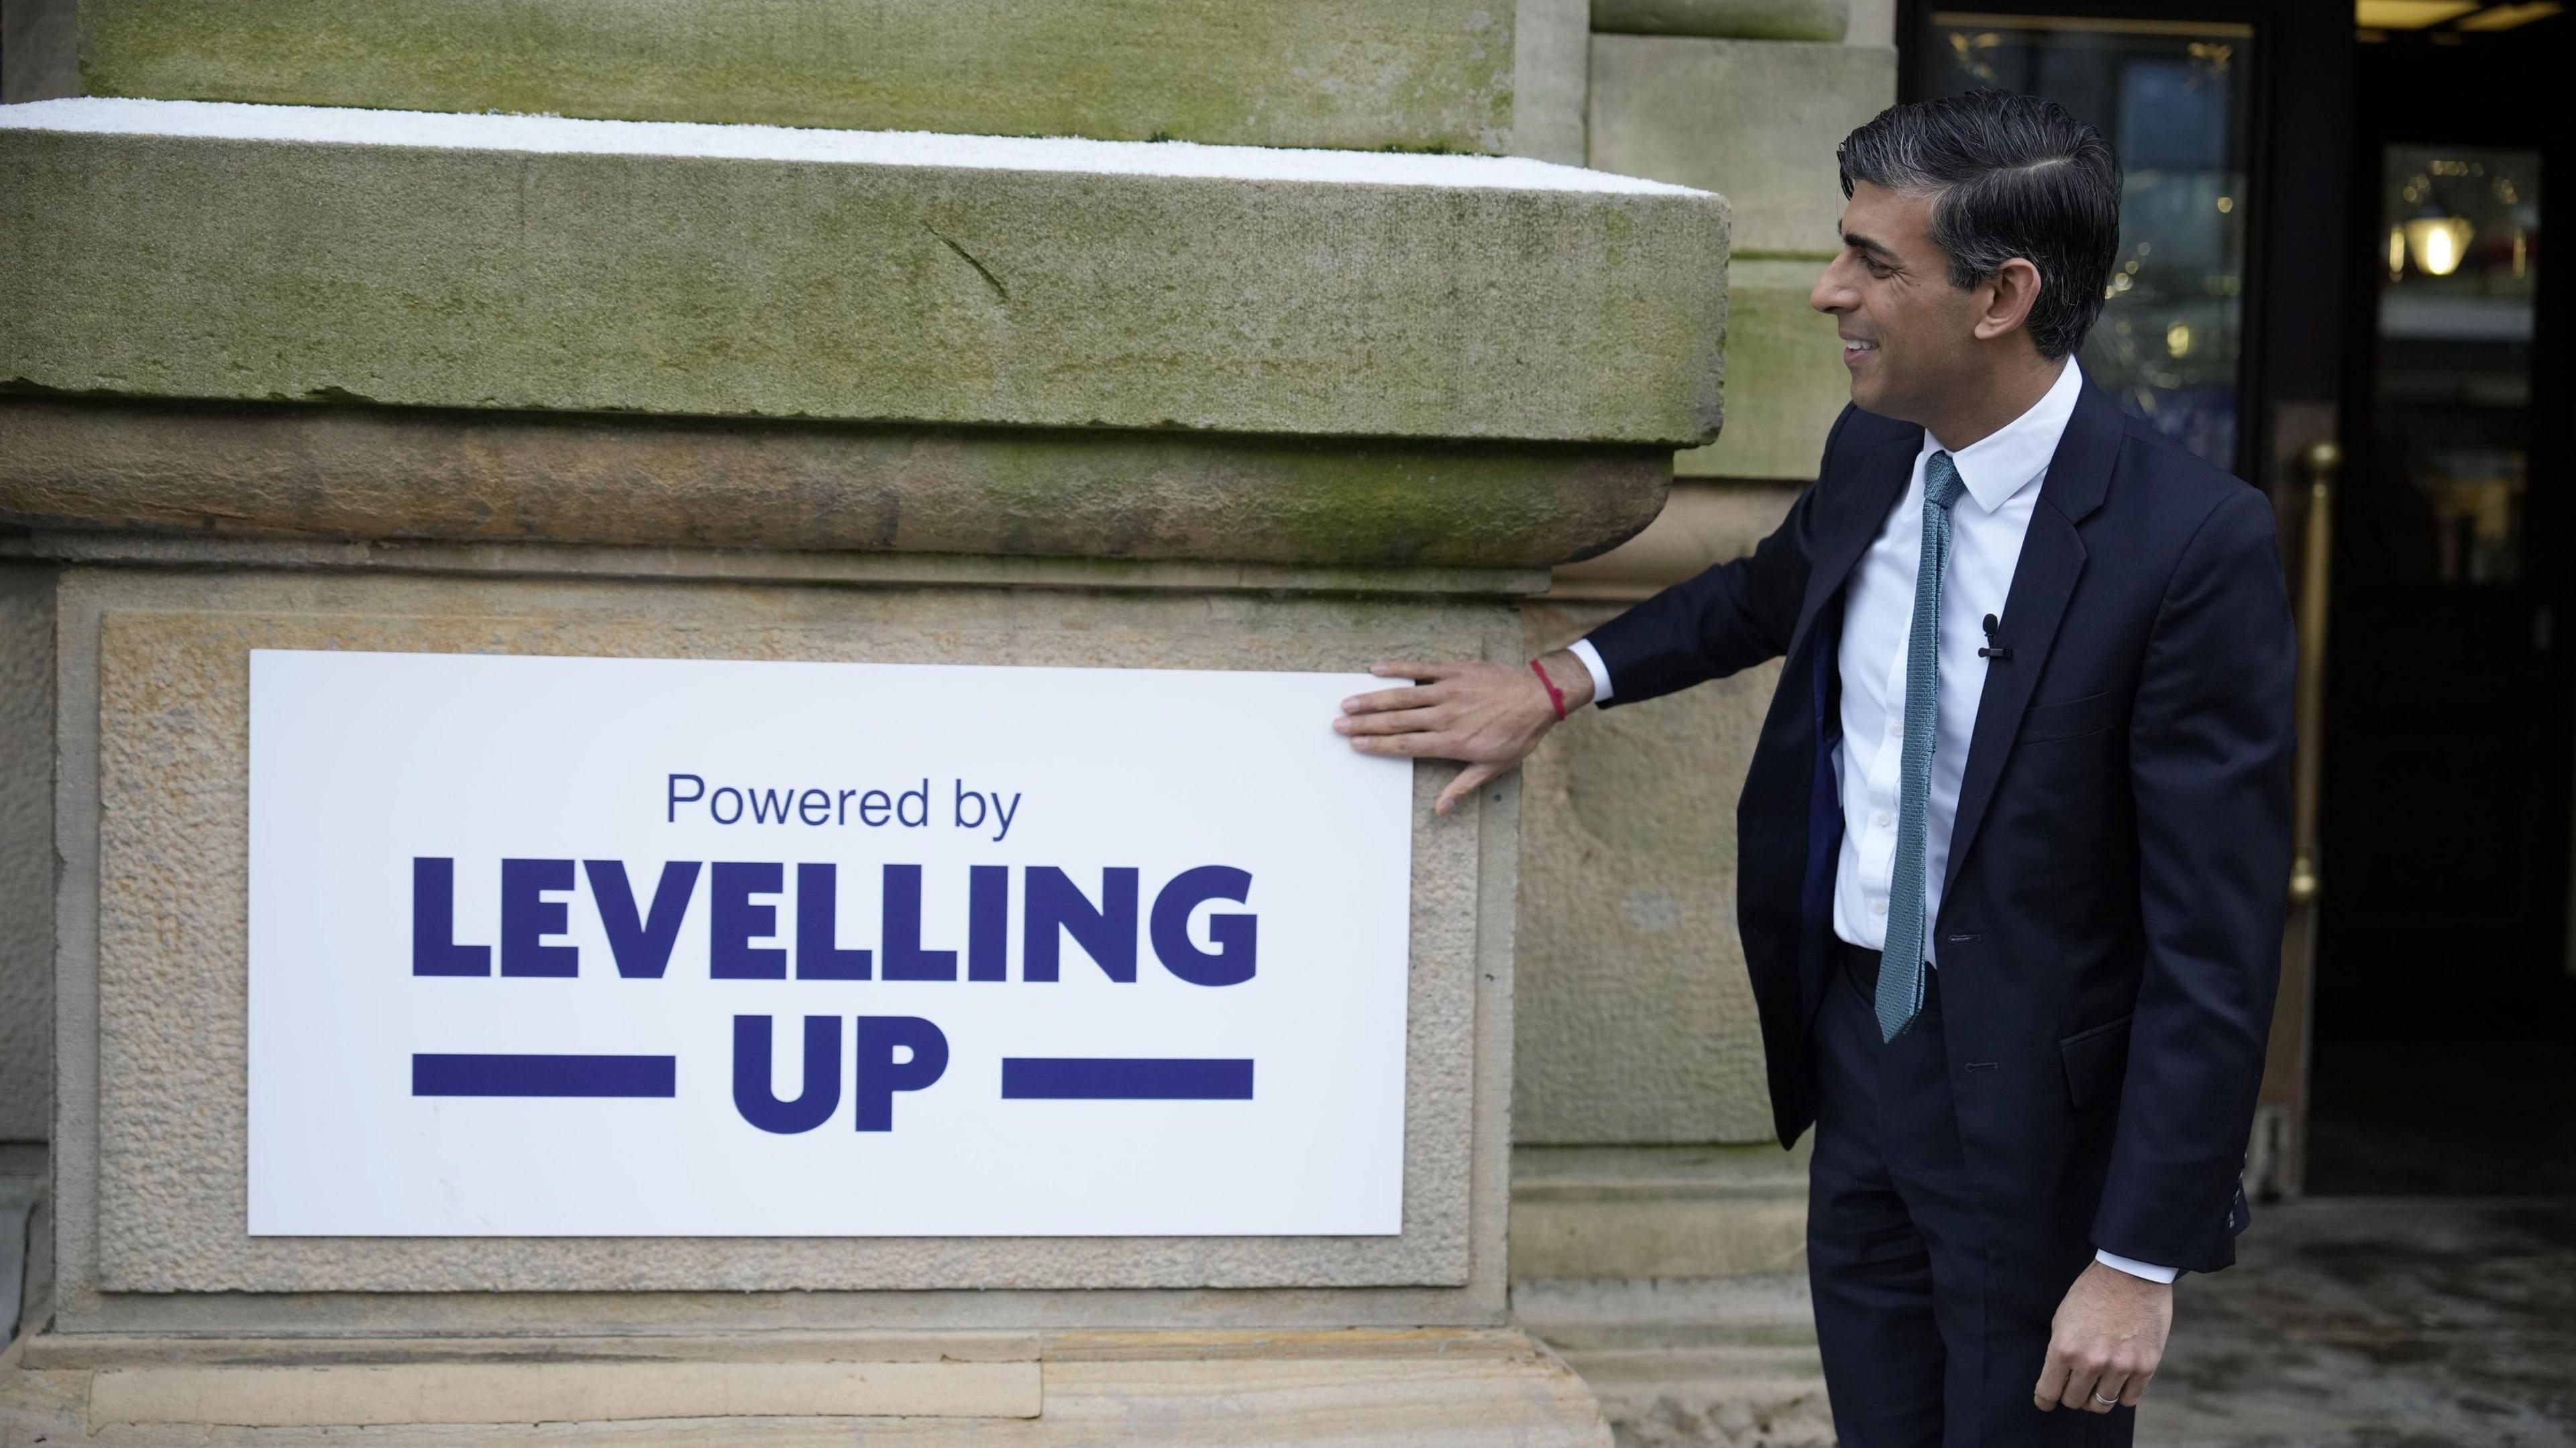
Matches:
[1589,0,1848,42]
[0,125,1727,446]
[77,0,1516,153]
[0,397,1672,568]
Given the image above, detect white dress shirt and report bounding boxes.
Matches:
[1567,360,2178,1284]
[1824,359,2078,968]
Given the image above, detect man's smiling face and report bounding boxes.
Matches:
[1811,180,1986,425]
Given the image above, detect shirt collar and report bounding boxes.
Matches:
[1923,357,2085,514]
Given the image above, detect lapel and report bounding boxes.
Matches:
[1784,425,1923,669]
[1939,380,2123,895]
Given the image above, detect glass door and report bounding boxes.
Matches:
[2308,21,2576,1196]
[2367,145,2540,588]
[1917,13,2257,473]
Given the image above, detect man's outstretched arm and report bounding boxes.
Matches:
[1332,408,1857,812]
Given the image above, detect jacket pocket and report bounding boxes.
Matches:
[2059,1011,2134,1111]
[2018,689,2119,744]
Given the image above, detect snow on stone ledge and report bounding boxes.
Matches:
[0,97,1707,197]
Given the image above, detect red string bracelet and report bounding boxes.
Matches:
[1530,658,1568,722]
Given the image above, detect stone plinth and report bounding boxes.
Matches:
[0,96,1713,1447]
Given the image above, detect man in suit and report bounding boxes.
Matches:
[1333,91,2294,1445]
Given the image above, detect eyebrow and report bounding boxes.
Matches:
[1837,225,1899,262]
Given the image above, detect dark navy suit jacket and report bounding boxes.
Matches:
[1587,380,2296,1274]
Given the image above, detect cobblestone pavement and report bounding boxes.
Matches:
[2144,1196,2576,1447]
[1519,1196,2576,1448]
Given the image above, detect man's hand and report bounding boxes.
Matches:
[1334,653,1595,816]
[2035,1260,2171,1414]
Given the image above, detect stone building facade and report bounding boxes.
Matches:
[1,1,1881,1440]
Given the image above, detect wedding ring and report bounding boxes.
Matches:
[2092,1390,2119,1407]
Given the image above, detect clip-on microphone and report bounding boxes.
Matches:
[1978,613,2012,661]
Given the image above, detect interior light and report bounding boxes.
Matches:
[2404,215,2474,276]
[2166,321,2193,357]
[2353,0,2478,26]
[2387,225,2408,279]
[2459,2,2563,29]
[2216,196,2235,213]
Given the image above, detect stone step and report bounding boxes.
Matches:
[1550,1350,1833,1448]
[1517,1274,1831,1448]
[1,1327,1618,1445]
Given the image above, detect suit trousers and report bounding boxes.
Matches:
[1807,940,2135,1447]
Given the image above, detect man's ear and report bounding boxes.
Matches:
[1972,257,2045,343]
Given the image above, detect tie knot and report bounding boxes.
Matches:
[1925,451,1966,511]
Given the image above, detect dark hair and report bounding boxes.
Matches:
[1836,91,2121,360]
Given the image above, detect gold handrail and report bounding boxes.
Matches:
[2287,439,2337,907]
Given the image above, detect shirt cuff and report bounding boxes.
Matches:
[1567,638,1613,706]
[2094,1249,2179,1284]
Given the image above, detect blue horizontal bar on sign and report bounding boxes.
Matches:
[412,1053,676,1098]
[1000,1057,1254,1100]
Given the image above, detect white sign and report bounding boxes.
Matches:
[247,651,1413,1237]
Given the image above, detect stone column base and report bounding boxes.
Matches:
[3,1326,1612,1445]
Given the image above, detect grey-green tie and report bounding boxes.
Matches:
[1876,449,1966,1042]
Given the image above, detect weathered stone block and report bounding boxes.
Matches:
[1676,260,1849,481]
[1591,0,1848,42]
[1587,36,1892,257]
[0,100,1726,447]
[1547,477,1804,601]
[73,0,1516,154]
[0,398,1670,569]
[1,0,76,103]
[1515,482,1794,1147]
[1511,1144,1809,1278]
[1512,0,1591,164]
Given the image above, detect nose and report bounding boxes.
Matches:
[1811,254,1858,316]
